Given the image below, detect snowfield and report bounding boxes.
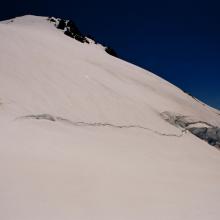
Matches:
[0,15,220,220]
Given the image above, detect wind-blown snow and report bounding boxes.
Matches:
[0,15,220,220]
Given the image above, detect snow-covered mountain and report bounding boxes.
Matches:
[0,15,220,220]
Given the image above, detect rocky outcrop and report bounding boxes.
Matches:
[49,17,89,43]
[161,111,220,148]
[48,17,118,57]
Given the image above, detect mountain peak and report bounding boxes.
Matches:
[1,15,118,57]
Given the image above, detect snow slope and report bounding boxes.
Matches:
[0,15,220,220]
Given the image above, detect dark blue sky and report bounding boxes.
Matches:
[1,0,220,109]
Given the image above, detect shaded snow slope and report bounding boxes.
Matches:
[0,15,220,220]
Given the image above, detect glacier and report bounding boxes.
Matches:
[0,15,220,220]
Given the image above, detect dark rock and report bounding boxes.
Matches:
[84,38,90,44]
[66,20,81,35]
[189,127,220,147]
[207,128,218,141]
[64,30,74,38]
[189,127,207,140]
[105,47,118,57]
[57,19,66,30]
[216,129,220,139]
[51,17,119,57]
[161,112,220,148]
[75,35,86,43]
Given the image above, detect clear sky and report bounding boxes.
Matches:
[1,0,219,109]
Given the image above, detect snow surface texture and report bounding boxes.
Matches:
[0,15,220,220]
